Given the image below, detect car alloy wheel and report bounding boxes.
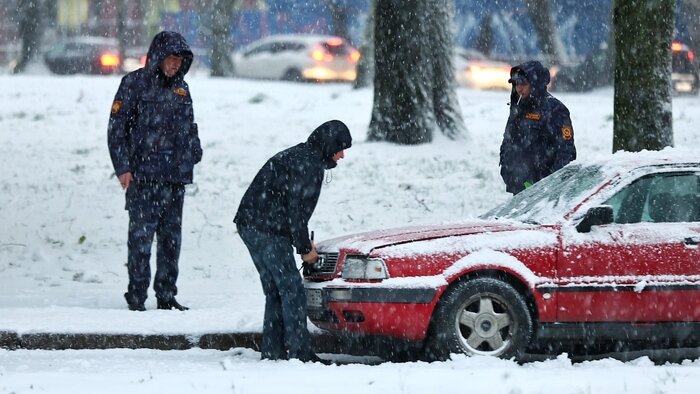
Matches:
[430,277,533,360]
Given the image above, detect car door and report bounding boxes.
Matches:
[63,42,89,73]
[557,170,700,323]
[265,41,301,78]
[236,42,275,79]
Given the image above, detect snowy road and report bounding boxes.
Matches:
[2,348,700,394]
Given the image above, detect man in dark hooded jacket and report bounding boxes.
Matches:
[234,120,352,363]
[500,60,576,194]
[108,31,202,311]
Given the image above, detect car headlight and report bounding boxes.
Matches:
[341,256,388,280]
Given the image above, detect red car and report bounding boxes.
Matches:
[304,150,700,360]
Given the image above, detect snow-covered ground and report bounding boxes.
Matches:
[1,74,700,393]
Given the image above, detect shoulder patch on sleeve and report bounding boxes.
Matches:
[111,100,122,114]
[562,125,573,140]
[174,88,188,96]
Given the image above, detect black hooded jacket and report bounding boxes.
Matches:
[234,120,352,254]
[499,60,576,194]
[107,31,202,184]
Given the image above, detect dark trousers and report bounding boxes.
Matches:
[237,225,313,361]
[125,181,185,304]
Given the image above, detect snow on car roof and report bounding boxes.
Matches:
[579,147,700,176]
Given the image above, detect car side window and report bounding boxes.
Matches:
[47,43,66,56]
[271,42,300,53]
[644,173,699,223]
[244,43,273,57]
[269,42,285,53]
[604,176,651,224]
[64,42,82,54]
[605,172,699,224]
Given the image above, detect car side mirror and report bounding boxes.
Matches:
[576,206,614,233]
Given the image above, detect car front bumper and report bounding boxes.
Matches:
[304,283,439,341]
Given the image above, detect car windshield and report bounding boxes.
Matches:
[480,164,608,223]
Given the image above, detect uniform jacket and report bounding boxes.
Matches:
[108,31,202,184]
[499,60,576,194]
[234,120,352,255]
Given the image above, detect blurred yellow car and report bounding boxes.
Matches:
[454,48,512,90]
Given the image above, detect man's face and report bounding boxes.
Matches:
[332,150,345,163]
[515,81,531,98]
[160,55,183,77]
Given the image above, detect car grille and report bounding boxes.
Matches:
[317,252,339,274]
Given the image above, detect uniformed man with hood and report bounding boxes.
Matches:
[234,120,352,363]
[499,60,576,194]
[108,31,203,311]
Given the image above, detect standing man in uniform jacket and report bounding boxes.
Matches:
[499,60,576,195]
[108,31,203,312]
[234,120,352,363]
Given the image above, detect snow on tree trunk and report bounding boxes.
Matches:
[368,0,467,144]
[613,0,674,152]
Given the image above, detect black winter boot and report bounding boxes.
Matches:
[124,292,145,311]
[157,298,189,311]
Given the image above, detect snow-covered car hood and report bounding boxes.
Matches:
[317,220,540,255]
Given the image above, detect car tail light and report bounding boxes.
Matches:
[349,49,360,63]
[671,41,694,60]
[311,45,333,62]
[140,54,147,66]
[100,52,120,68]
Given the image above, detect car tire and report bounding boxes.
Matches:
[283,68,303,82]
[427,278,533,360]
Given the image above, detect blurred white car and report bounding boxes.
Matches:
[454,48,512,90]
[232,34,360,82]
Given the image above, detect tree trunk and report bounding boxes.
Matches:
[353,0,375,89]
[473,14,493,57]
[428,0,465,140]
[13,0,42,74]
[524,0,563,64]
[209,0,235,77]
[325,0,351,41]
[612,0,674,152]
[368,0,466,144]
[116,0,128,72]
